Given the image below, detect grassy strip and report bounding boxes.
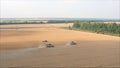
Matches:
[61,27,120,37]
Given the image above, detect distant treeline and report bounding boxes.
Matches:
[47,20,72,23]
[0,18,120,25]
[0,20,73,25]
[72,21,120,36]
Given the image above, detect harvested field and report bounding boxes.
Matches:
[0,23,120,67]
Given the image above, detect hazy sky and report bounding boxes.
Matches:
[0,0,120,19]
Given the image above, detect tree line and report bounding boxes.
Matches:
[72,21,120,36]
[0,20,73,25]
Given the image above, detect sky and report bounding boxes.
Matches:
[0,0,120,19]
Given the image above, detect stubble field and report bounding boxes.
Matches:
[0,23,119,67]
